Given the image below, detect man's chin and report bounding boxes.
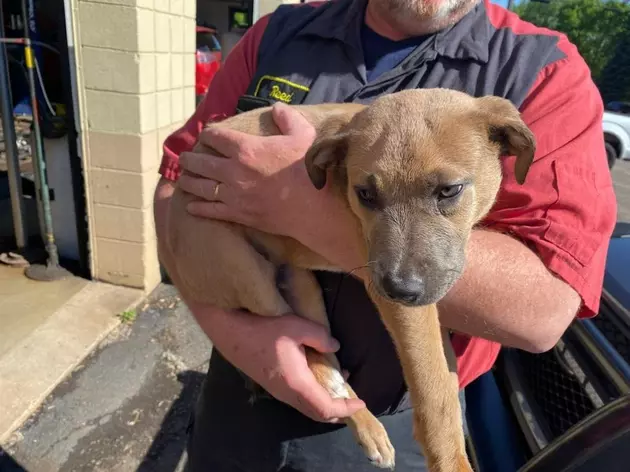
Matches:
[422,0,458,16]
[395,0,477,28]
[368,0,478,37]
[430,0,475,22]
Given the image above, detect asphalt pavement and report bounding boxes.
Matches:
[0,284,211,472]
[612,159,630,223]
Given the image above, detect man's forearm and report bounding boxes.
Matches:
[296,197,581,352]
[438,230,581,352]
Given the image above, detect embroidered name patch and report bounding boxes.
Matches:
[254,75,310,104]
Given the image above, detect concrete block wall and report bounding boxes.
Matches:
[72,0,197,290]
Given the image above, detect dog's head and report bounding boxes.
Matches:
[305,89,535,306]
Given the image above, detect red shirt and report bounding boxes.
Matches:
[159,4,617,389]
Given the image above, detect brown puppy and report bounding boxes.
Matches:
[162,88,535,472]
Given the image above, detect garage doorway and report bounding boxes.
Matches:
[0,0,89,277]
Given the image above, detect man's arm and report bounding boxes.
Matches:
[437,230,581,353]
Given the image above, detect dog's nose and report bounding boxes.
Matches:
[380,271,424,304]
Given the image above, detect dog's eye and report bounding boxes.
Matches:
[438,184,464,200]
[355,186,379,209]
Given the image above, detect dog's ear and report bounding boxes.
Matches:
[477,96,536,185]
[305,114,354,190]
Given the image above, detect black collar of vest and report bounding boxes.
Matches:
[295,0,491,64]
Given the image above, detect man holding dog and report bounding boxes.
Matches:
[153,0,617,469]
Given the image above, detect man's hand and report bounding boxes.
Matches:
[178,103,321,237]
[189,302,366,423]
[176,102,365,271]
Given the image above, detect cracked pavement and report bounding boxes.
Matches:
[0,284,212,472]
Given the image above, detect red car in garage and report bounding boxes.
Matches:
[195,25,222,103]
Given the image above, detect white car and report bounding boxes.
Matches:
[603,110,630,169]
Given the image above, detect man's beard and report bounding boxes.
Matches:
[377,0,479,33]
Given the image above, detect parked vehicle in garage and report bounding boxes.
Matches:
[195,25,222,104]
[603,110,630,169]
[466,221,630,472]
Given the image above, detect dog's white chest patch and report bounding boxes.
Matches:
[327,369,350,399]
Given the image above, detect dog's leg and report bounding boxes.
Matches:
[368,290,472,472]
[285,268,395,469]
[438,325,472,472]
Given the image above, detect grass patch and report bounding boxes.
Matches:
[118,309,137,323]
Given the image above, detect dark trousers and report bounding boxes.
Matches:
[184,352,468,472]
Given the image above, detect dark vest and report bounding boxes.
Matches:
[238,0,565,415]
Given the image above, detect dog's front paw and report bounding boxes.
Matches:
[353,413,395,469]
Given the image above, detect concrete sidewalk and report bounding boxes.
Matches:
[0,278,144,444]
[0,284,212,472]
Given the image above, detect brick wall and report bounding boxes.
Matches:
[71,0,197,290]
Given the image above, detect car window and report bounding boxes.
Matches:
[197,32,221,52]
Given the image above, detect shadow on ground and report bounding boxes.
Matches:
[136,370,205,472]
[0,447,28,472]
